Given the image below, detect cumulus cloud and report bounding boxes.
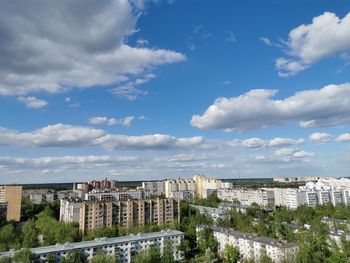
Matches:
[274,148,314,159]
[191,83,350,132]
[89,116,135,127]
[17,96,48,109]
[309,132,331,143]
[241,138,266,149]
[336,133,350,142]
[276,11,350,76]
[268,137,304,147]
[0,124,203,150]
[0,0,185,96]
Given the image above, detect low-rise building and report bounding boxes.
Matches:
[0,230,184,263]
[328,230,350,247]
[190,205,227,222]
[142,181,165,197]
[197,225,298,263]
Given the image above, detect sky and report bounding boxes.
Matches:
[1,0,350,183]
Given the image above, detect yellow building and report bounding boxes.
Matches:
[0,185,22,221]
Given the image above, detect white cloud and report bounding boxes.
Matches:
[226,31,236,43]
[259,37,282,48]
[309,132,331,143]
[268,137,304,147]
[241,138,266,149]
[89,116,135,127]
[276,11,350,76]
[111,82,149,101]
[336,133,350,142]
[0,0,185,96]
[222,80,231,86]
[191,83,350,132]
[0,123,203,150]
[274,148,314,159]
[18,96,48,109]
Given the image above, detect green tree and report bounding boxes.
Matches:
[13,248,36,263]
[326,251,348,263]
[90,253,119,263]
[162,240,175,263]
[22,219,38,248]
[45,253,56,263]
[0,224,19,252]
[0,257,12,263]
[197,228,218,256]
[259,255,273,263]
[60,250,87,263]
[134,246,161,263]
[223,244,240,263]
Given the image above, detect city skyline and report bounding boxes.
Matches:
[1,0,350,183]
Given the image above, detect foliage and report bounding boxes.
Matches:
[22,219,38,248]
[13,248,36,263]
[223,244,240,263]
[197,228,218,256]
[162,240,175,263]
[134,246,161,263]
[90,251,119,263]
[192,193,220,208]
[60,250,87,263]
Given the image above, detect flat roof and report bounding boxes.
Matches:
[0,230,184,257]
[199,225,298,249]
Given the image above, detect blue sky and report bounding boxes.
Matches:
[0,0,350,183]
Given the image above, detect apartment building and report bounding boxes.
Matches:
[60,198,180,233]
[193,174,223,199]
[169,190,195,202]
[190,205,227,222]
[0,230,184,263]
[269,188,350,209]
[164,178,196,198]
[0,185,22,221]
[141,181,165,197]
[197,225,298,263]
[217,188,275,207]
[60,199,81,223]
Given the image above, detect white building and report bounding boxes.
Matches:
[190,205,227,222]
[328,230,350,247]
[217,188,275,207]
[0,230,184,263]
[59,199,81,223]
[164,179,196,198]
[319,177,350,189]
[193,175,222,199]
[197,225,298,263]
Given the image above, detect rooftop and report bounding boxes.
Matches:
[0,230,184,258]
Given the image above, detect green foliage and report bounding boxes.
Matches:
[22,219,38,248]
[90,251,119,263]
[0,256,12,263]
[60,250,87,263]
[326,251,348,263]
[162,240,175,263]
[193,193,220,208]
[0,224,21,252]
[197,228,218,256]
[134,246,161,263]
[13,248,36,263]
[259,255,273,263]
[223,244,240,263]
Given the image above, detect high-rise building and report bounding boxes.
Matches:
[60,198,180,233]
[217,188,275,207]
[0,185,22,221]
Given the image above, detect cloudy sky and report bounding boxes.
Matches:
[1,0,350,183]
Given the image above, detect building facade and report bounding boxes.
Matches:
[169,190,195,202]
[60,198,180,233]
[197,225,298,263]
[84,190,144,202]
[0,185,22,221]
[0,230,184,263]
[217,188,275,207]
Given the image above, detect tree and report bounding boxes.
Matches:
[22,219,38,248]
[13,248,36,263]
[90,253,119,263]
[60,250,87,263]
[0,257,12,263]
[326,251,348,263]
[197,228,218,256]
[45,254,56,263]
[223,244,240,263]
[0,224,19,252]
[134,246,161,263]
[162,240,175,263]
[259,255,273,263]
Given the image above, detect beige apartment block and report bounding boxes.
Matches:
[0,185,22,221]
[79,198,180,233]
